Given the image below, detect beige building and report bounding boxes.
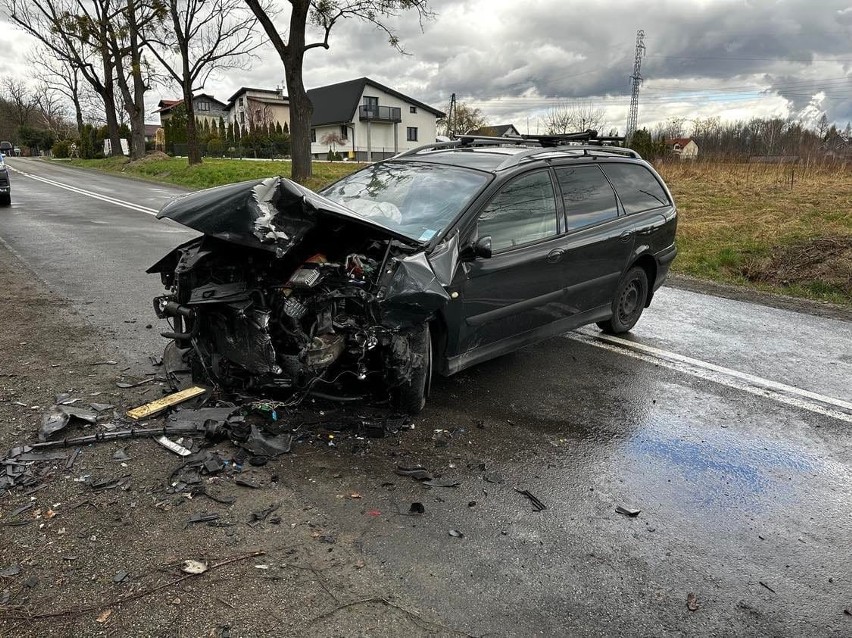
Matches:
[226,87,290,133]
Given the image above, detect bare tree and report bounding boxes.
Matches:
[5,0,124,154]
[33,83,73,137]
[542,101,605,135]
[2,79,38,128]
[105,0,166,159]
[144,0,262,165]
[31,46,87,139]
[245,0,432,182]
[438,101,486,136]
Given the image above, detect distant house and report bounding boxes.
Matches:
[667,137,699,159]
[155,94,228,127]
[144,124,161,144]
[306,77,445,161]
[467,124,521,137]
[226,87,290,133]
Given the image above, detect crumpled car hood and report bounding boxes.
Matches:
[157,176,415,254]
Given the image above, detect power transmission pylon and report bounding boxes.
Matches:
[625,29,645,144]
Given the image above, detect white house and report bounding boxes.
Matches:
[668,137,699,159]
[306,77,445,161]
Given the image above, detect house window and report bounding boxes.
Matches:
[197,101,210,112]
[363,96,378,112]
[239,112,245,124]
[340,125,348,140]
[238,97,244,107]
[310,128,316,143]
[410,106,417,114]
[406,127,418,142]
[254,109,262,122]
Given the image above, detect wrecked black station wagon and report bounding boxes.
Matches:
[150,132,677,413]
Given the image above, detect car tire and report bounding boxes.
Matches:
[393,322,431,414]
[597,266,649,334]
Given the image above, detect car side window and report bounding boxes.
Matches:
[477,170,558,252]
[602,164,670,214]
[554,166,619,231]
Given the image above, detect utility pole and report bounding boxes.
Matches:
[448,92,456,137]
[625,29,645,145]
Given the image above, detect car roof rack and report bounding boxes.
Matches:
[394,130,640,164]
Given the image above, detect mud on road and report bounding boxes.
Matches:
[0,244,465,637]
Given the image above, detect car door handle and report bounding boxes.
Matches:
[546,248,564,264]
[619,230,633,242]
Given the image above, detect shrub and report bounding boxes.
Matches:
[52,139,74,158]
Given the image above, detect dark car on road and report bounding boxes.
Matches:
[150,131,677,412]
[0,154,11,206]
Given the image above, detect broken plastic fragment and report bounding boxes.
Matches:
[409,502,425,515]
[615,505,641,517]
[448,529,464,538]
[0,564,21,578]
[180,560,209,575]
[154,436,192,457]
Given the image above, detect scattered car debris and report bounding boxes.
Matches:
[113,570,129,583]
[759,581,776,594]
[39,404,97,441]
[186,512,220,527]
[615,505,641,517]
[126,386,207,420]
[687,592,699,611]
[180,560,209,575]
[395,465,433,481]
[448,529,464,538]
[408,502,425,515]
[112,448,131,462]
[116,378,158,389]
[423,478,460,488]
[516,489,547,512]
[483,471,505,484]
[154,435,192,457]
[96,609,113,623]
[0,564,21,578]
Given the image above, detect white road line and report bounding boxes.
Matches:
[567,329,852,424]
[8,166,159,215]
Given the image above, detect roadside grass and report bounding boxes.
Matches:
[57,155,852,305]
[61,155,360,192]
[657,160,852,305]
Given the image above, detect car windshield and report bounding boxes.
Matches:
[320,161,490,242]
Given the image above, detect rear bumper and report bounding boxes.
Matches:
[654,242,677,290]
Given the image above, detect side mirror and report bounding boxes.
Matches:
[474,235,492,259]
[462,235,492,261]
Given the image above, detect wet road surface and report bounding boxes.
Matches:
[1,157,850,635]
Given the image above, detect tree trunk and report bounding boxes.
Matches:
[286,62,312,182]
[128,0,147,159]
[184,80,201,165]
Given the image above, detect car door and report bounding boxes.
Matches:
[455,169,567,354]
[600,163,676,256]
[551,164,635,312]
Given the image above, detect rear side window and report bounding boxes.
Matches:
[477,170,558,252]
[602,164,670,214]
[554,166,618,231]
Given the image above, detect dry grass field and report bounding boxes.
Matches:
[657,160,852,305]
[59,155,852,305]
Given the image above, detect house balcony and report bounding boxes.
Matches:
[358,105,402,123]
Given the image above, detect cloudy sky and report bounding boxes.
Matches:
[2,0,851,134]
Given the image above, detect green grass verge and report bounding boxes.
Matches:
[60,156,360,192]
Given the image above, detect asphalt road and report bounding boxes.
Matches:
[2,157,850,636]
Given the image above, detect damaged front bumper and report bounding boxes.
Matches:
[149,176,457,412]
